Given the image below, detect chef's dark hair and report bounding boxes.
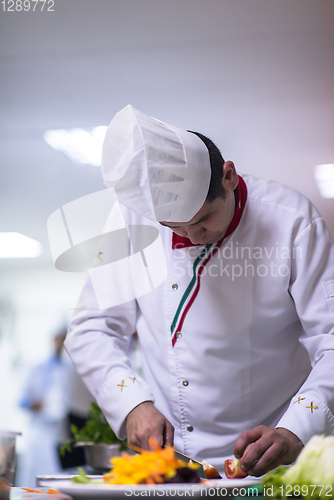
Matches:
[188,131,226,201]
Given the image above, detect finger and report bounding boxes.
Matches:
[127,431,149,451]
[148,422,165,448]
[164,420,174,446]
[128,426,154,450]
[249,449,284,477]
[127,435,144,450]
[126,420,146,450]
[139,438,151,450]
[244,429,289,475]
[234,426,264,459]
[240,435,274,470]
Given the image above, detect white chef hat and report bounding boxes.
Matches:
[101,105,211,222]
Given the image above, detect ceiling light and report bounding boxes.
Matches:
[0,232,43,258]
[314,164,334,198]
[44,126,107,167]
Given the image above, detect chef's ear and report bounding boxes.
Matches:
[222,161,239,191]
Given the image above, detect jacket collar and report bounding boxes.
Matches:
[172,175,247,249]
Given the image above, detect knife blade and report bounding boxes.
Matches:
[172,449,222,480]
[170,448,206,479]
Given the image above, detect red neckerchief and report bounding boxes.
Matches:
[172,175,247,249]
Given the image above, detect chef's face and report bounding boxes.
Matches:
[161,161,239,245]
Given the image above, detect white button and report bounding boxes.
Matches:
[176,331,182,338]
[172,284,178,290]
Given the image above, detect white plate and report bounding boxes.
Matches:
[207,477,261,488]
[40,477,260,499]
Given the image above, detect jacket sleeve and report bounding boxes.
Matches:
[276,216,334,443]
[65,276,155,439]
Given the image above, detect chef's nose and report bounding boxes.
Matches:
[184,225,206,244]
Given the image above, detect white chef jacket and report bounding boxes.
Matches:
[65,174,334,472]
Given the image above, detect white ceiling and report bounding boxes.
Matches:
[1,0,334,269]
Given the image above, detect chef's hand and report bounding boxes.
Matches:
[234,425,303,477]
[126,401,174,450]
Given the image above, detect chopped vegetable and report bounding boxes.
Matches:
[261,435,334,498]
[202,460,222,479]
[72,467,94,484]
[21,487,68,498]
[225,458,248,479]
[22,488,46,492]
[103,440,199,485]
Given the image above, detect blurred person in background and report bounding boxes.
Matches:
[16,327,70,487]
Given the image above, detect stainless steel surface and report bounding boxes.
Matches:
[0,431,21,487]
[36,474,103,486]
[77,444,121,470]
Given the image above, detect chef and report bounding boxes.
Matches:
[65,105,334,476]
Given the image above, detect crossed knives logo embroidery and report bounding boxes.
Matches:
[117,377,137,392]
[293,397,319,413]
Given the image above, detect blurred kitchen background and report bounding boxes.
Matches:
[0,0,333,480]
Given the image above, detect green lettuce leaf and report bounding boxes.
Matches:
[261,435,334,499]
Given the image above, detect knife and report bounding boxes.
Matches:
[168,448,221,479]
[170,448,206,478]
